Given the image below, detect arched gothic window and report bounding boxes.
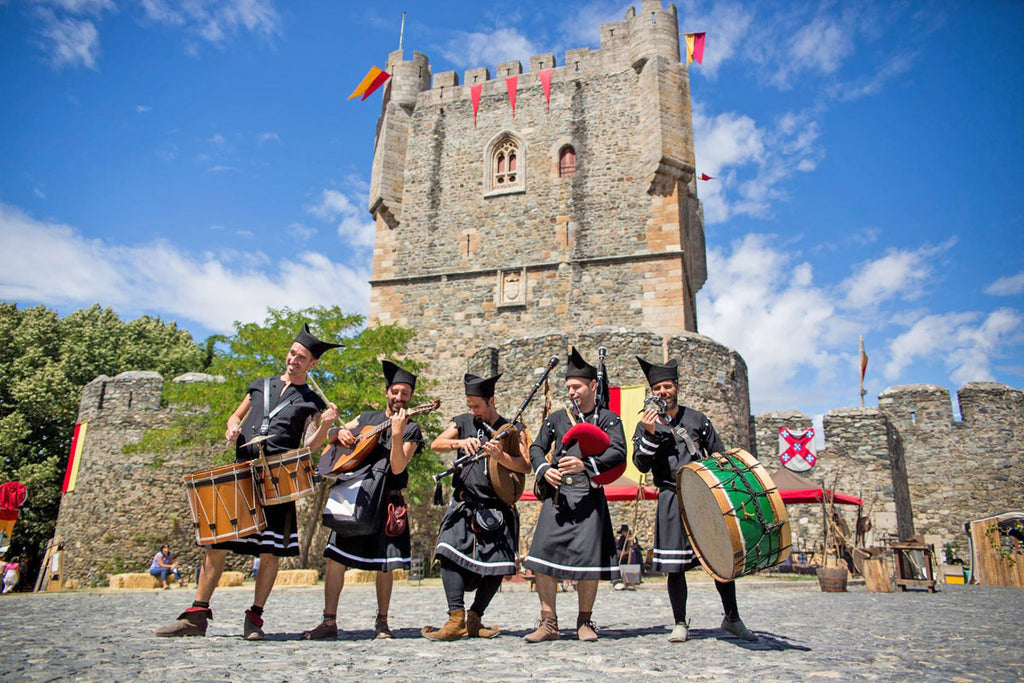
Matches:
[485,133,525,196]
[558,145,576,178]
[493,137,519,186]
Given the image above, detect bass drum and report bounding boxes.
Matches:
[488,425,528,505]
[676,448,791,581]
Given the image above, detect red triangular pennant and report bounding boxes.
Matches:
[470,84,483,126]
[539,69,552,110]
[506,76,518,117]
[699,173,714,181]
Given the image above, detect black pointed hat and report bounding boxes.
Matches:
[293,323,342,359]
[565,346,598,381]
[382,360,417,390]
[464,373,501,398]
[636,356,678,386]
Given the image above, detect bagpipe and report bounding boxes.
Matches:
[433,356,560,505]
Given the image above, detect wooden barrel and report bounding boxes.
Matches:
[817,566,848,592]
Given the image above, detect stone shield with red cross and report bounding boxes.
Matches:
[778,427,816,472]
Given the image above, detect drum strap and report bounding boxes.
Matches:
[672,424,700,459]
[260,378,301,436]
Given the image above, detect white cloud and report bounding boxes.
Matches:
[985,271,1024,297]
[206,165,237,173]
[135,104,152,113]
[33,188,46,199]
[37,10,100,69]
[0,203,370,333]
[556,2,627,49]
[441,27,538,70]
[885,309,1024,383]
[287,222,317,240]
[258,132,280,144]
[697,233,846,411]
[306,188,375,249]
[841,241,954,309]
[693,105,821,224]
[677,0,754,79]
[139,0,282,46]
[43,0,113,14]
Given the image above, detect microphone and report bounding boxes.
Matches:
[547,356,560,369]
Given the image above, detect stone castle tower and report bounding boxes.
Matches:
[367,1,720,424]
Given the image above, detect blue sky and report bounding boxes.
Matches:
[1,0,1022,418]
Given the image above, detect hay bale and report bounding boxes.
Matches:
[274,569,318,587]
[109,573,161,589]
[344,569,408,584]
[218,571,244,587]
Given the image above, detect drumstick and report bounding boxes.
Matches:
[306,375,339,424]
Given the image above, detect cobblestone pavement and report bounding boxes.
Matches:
[1,577,1022,682]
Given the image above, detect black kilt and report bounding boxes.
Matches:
[523,486,620,581]
[210,501,299,558]
[324,511,411,572]
[652,489,699,573]
[434,500,517,577]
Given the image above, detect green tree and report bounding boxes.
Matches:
[131,305,442,566]
[0,302,206,586]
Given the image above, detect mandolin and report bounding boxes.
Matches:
[317,398,441,478]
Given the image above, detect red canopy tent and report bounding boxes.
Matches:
[771,467,863,506]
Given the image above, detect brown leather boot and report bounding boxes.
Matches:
[576,611,598,642]
[154,606,211,637]
[524,610,559,643]
[421,609,467,640]
[466,610,499,638]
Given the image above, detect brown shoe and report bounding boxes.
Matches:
[243,609,265,641]
[422,609,467,641]
[466,610,499,638]
[576,612,598,642]
[374,612,393,639]
[155,607,211,637]
[524,610,559,643]
[300,618,338,640]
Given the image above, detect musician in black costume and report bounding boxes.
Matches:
[522,347,625,643]
[156,324,340,640]
[421,373,531,641]
[301,360,424,640]
[632,356,757,643]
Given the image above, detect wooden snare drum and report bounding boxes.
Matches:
[676,448,792,581]
[256,448,316,506]
[184,462,266,546]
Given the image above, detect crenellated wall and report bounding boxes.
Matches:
[753,382,1023,556]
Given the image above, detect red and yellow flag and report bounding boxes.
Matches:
[62,422,88,493]
[684,32,706,65]
[348,66,391,101]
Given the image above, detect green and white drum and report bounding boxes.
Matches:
[676,448,791,581]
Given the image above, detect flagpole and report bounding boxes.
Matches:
[398,11,406,51]
[859,335,866,408]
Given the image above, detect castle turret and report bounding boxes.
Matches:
[368,50,431,230]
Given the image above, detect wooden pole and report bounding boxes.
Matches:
[859,335,866,408]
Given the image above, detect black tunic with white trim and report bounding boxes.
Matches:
[433,413,520,577]
[323,411,423,572]
[632,406,724,573]
[213,377,325,558]
[523,408,626,581]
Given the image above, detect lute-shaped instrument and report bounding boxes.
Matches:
[317,398,441,478]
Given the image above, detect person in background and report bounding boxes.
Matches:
[150,544,186,589]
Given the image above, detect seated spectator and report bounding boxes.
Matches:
[149,544,186,589]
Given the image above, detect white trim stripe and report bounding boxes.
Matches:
[325,544,411,566]
[524,555,620,574]
[436,543,515,569]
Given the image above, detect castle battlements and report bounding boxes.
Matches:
[380,0,686,110]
